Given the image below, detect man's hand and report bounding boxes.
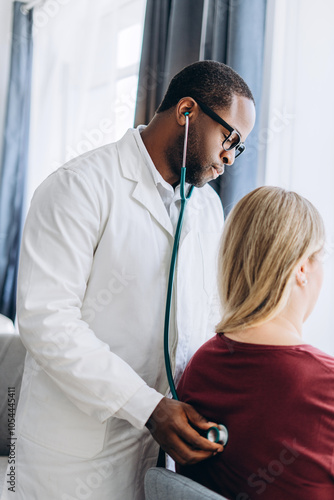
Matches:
[145,397,224,465]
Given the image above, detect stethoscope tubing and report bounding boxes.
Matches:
[163,112,228,446]
[163,113,193,401]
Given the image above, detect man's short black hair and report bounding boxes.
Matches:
[157,60,254,113]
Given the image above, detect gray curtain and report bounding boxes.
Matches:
[0,2,33,321]
[135,0,267,215]
[135,0,205,126]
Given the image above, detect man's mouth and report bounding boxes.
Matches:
[212,166,224,179]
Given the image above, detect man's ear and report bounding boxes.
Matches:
[175,97,199,125]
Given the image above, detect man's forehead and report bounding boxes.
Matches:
[218,95,256,140]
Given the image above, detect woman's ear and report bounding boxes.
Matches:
[295,259,309,287]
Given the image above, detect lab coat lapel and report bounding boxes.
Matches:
[131,181,174,237]
[117,129,174,237]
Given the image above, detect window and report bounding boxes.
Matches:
[26,0,147,207]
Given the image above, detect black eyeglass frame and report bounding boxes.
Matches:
[193,98,246,158]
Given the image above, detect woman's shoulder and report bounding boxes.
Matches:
[187,334,334,382]
[297,343,334,373]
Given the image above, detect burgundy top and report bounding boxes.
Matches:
[177,334,334,500]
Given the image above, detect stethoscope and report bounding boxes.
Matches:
[163,111,228,447]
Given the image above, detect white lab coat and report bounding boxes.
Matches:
[1,128,224,500]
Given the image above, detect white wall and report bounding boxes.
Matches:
[260,0,334,354]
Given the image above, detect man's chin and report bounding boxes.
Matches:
[193,180,208,188]
[185,173,209,188]
[191,173,217,188]
[186,166,223,188]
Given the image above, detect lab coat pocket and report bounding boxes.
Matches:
[19,365,107,459]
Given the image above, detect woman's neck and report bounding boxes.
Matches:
[223,316,305,346]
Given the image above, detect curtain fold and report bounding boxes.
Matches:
[135,0,267,215]
[205,0,267,213]
[0,2,33,321]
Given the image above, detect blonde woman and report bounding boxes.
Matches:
[177,186,333,500]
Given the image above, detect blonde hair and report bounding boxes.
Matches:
[216,186,325,334]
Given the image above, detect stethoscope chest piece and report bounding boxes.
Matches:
[206,424,229,446]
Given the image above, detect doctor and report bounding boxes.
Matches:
[2,61,255,500]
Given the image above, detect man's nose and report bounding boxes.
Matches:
[221,148,235,166]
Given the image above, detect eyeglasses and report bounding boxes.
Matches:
[194,99,246,158]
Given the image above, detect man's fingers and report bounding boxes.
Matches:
[146,398,224,466]
[177,422,223,453]
[171,448,215,466]
[185,404,221,431]
[165,436,219,466]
